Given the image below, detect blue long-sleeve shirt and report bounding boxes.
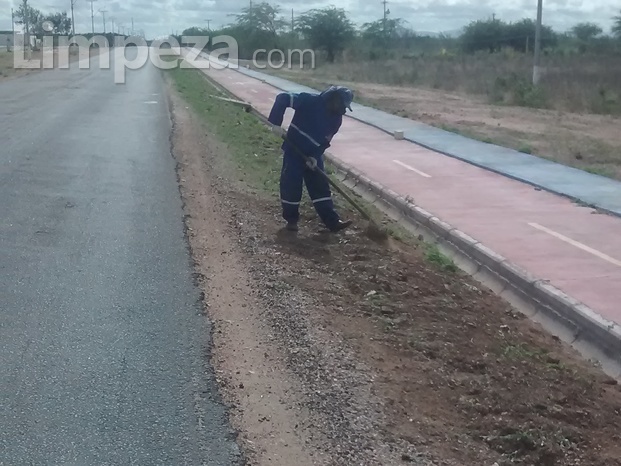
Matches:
[267,89,343,158]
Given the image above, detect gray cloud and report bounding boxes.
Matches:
[1,0,619,38]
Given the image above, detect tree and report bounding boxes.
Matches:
[231,2,287,35]
[296,7,355,62]
[461,17,557,53]
[571,22,603,41]
[14,3,42,35]
[41,11,72,35]
[505,19,557,51]
[613,10,621,39]
[460,17,506,53]
[361,17,408,45]
[182,26,209,37]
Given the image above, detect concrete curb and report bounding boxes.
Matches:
[189,57,621,379]
[325,152,621,378]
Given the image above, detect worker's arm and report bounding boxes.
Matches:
[267,92,308,126]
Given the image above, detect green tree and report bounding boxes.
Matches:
[231,2,287,35]
[571,22,603,41]
[505,19,557,51]
[461,17,557,53]
[361,18,407,45]
[296,7,355,62]
[182,26,209,36]
[461,17,506,53]
[41,11,72,35]
[14,3,42,35]
[613,10,621,38]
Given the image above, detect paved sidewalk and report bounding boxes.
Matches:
[183,52,621,350]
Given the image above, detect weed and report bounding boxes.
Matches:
[584,165,616,178]
[502,343,547,361]
[518,145,533,154]
[425,244,457,272]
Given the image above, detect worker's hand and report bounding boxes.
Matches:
[271,125,286,139]
[306,157,318,170]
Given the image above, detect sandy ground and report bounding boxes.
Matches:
[255,68,621,180]
[165,73,621,466]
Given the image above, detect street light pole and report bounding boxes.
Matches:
[70,0,76,35]
[22,0,31,58]
[99,9,107,34]
[90,0,96,34]
[533,0,543,85]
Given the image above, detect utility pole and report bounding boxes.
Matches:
[204,19,211,31]
[110,17,114,35]
[89,0,96,34]
[70,0,77,35]
[22,0,31,58]
[99,9,107,34]
[131,17,134,35]
[249,0,252,28]
[10,8,14,51]
[533,0,543,85]
[382,0,388,36]
[291,9,294,34]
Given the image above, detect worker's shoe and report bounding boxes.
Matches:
[286,221,299,232]
[329,219,352,233]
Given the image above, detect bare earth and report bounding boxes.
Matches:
[257,68,621,180]
[165,74,621,466]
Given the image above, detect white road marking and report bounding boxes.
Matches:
[528,222,621,268]
[143,101,158,104]
[250,89,258,93]
[392,160,432,178]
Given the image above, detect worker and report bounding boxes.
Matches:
[267,85,354,233]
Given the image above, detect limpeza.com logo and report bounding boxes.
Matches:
[12,33,315,83]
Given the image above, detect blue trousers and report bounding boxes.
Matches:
[279,150,341,229]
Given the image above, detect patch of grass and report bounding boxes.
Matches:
[165,60,283,196]
[583,165,616,178]
[518,145,533,154]
[425,244,457,273]
[502,343,546,360]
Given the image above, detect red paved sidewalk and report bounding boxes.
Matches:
[185,55,621,332]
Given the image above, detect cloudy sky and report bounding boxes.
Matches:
[2,0,619,39]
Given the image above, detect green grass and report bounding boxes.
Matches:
[425,244,457,273]
[583,165,617,178]
[502,343,546,360]
[166,61,283,196]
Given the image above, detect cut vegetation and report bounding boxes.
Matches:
[163,59,621,466]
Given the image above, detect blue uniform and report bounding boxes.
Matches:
[268,87,351,230]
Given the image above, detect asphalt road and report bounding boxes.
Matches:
[0,50,240,464]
